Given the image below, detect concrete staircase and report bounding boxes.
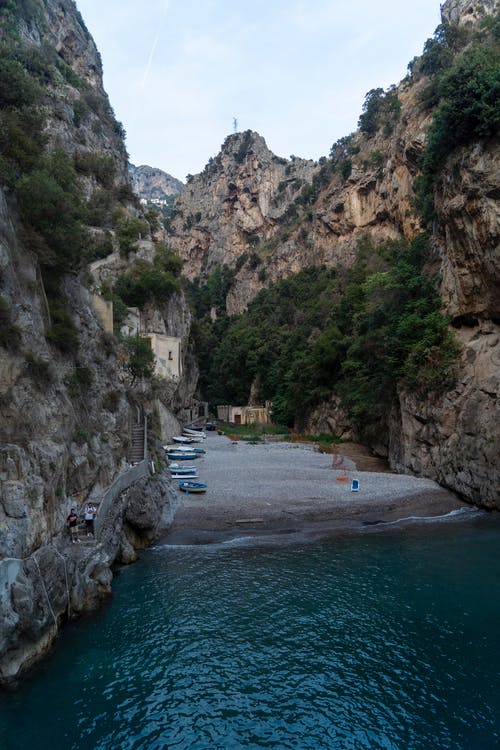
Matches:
[130,419,145,464]
[75,522,97,544]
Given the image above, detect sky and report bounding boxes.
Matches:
[75,0,442,182]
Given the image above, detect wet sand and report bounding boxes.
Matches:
[164,434,474,543]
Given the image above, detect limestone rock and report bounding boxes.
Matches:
[129,164,184,201]
[392,324,500,506]
[436,141,500,321]
[441,0,499,26]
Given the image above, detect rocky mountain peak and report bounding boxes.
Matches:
[165,131,318,294]
[441,0,499,26]
[220,130,271,161]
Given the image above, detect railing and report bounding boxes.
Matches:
[94,460,149,535]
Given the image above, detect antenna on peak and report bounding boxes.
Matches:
[233,117,238,133]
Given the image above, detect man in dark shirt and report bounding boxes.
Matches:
[67,509,79,543]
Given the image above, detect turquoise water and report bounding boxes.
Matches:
[1,521,500,749]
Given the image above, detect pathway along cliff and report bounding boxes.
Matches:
[0,470,179,685]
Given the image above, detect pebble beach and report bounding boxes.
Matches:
[164,434,473,543]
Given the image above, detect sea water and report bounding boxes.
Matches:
[1,519,500,750]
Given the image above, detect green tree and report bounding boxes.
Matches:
[122,336,155,383]
[358,87,401,136]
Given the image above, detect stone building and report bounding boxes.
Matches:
[217,404,271,425]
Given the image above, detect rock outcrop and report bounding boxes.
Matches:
[435,141,500,322]
[166,131,318,312]
[166,86,434,316]
[393,323,499,506]
[442,0,498,25]
[0,471,179,682]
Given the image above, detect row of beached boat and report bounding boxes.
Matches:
[164,426,208,494]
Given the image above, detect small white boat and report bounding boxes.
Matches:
[171,471,198,479]
[172,435,195,444]
[183,428,206,439]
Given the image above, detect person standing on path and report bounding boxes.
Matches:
[84,503,96,537]
[67,508,79,543]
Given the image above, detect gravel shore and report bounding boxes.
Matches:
[164,434,473,543]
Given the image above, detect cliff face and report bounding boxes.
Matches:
[436,141,499,322]
[394,136,499,506]
[167,132,318,312]
[166,84,433,316]
[165,0,499,506]
[442,0,498,24]
[19,0,129,178]
[0,0,191,682]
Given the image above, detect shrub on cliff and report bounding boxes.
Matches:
[113,248,182,310]
[358,87,401,137]
[114,213,149,255]
[415,41,500,223]
[15,150,86,272]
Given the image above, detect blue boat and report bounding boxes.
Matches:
[169,467,198,478]
[178,481,207,494]
[164,446,205,455]
[171,471,198,479]
[167,452,199,461]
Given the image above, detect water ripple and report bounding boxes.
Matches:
[2,527,500,750]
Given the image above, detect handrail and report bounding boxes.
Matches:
[94,460,149,535]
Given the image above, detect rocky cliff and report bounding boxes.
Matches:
[167,132,318,312]
[129,164,184,203]
[0,0,192,683]
[165,0,499,506]
[166,94,432,316]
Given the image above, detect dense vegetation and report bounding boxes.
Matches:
[192,235,456,439]
[0,6,153,362]
[412,16,500,223]
[104,244,182,331]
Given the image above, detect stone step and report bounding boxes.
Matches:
[130,422,145,462]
